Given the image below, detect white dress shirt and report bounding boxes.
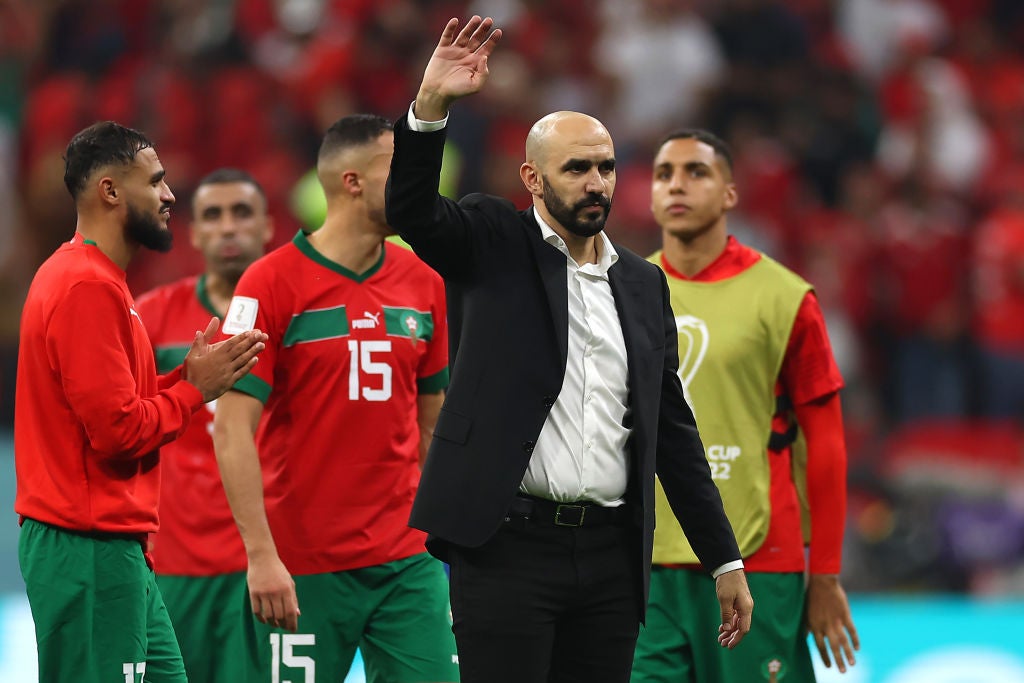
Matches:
[519,211,631,506]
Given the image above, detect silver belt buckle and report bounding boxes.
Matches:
[554,504,586,527]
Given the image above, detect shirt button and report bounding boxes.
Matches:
[543,395,555,407]
[522,441,535,454]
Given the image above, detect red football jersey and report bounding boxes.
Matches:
[136,275,248,575]
[228,234,449,575]
[15,235,203,534]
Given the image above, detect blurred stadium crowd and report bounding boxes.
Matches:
[1,0,1023,595]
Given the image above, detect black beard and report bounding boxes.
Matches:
[542,177,611,238]
[126,202,173,253]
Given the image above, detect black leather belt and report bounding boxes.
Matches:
[507,494,629,528]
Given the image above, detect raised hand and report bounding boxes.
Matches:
[414,15,502,121]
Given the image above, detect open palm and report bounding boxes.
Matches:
[419,16,502,107]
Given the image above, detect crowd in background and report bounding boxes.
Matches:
[2,0,1024,595]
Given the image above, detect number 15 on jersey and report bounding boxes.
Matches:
[348,340,392,401]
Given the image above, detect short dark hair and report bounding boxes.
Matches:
[63,121,153,200]
[192,168,268,217]
[318,114,392,164]
[658,128,733,173]
[194,167,267,201]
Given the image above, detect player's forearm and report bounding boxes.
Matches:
[418,425,431,467]
[56,284,203,458]
[213,423,279,560]
[416,391,444,466]
[795,393,847,574]
[79,382,202,459]
[157,367,183,390]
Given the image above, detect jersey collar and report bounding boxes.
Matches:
[661,235,761,282]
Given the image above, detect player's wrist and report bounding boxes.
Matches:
[808,573,840,585]
[244,540,281,562]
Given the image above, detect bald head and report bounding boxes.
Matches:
[520,111,616,240]
[525,112,611,166]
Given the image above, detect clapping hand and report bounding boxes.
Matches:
[184,317,267,402]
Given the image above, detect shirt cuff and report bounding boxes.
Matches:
[407,101,448,132]
[711,559,745,578]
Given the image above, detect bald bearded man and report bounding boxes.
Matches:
[385,16,753,683]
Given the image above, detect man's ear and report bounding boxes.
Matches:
[723,183,738,211]
[342,170,361,196]
[99,177,120,206]
[520,163,542,197]
[262,216,275,246]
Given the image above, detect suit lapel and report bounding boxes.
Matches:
[609,260,647,383]
[523,210,569,365]
[610,257,650,505]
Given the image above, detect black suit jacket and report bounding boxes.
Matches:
[385,117,741,615]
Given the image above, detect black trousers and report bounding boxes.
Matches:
[447,511,641,683]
